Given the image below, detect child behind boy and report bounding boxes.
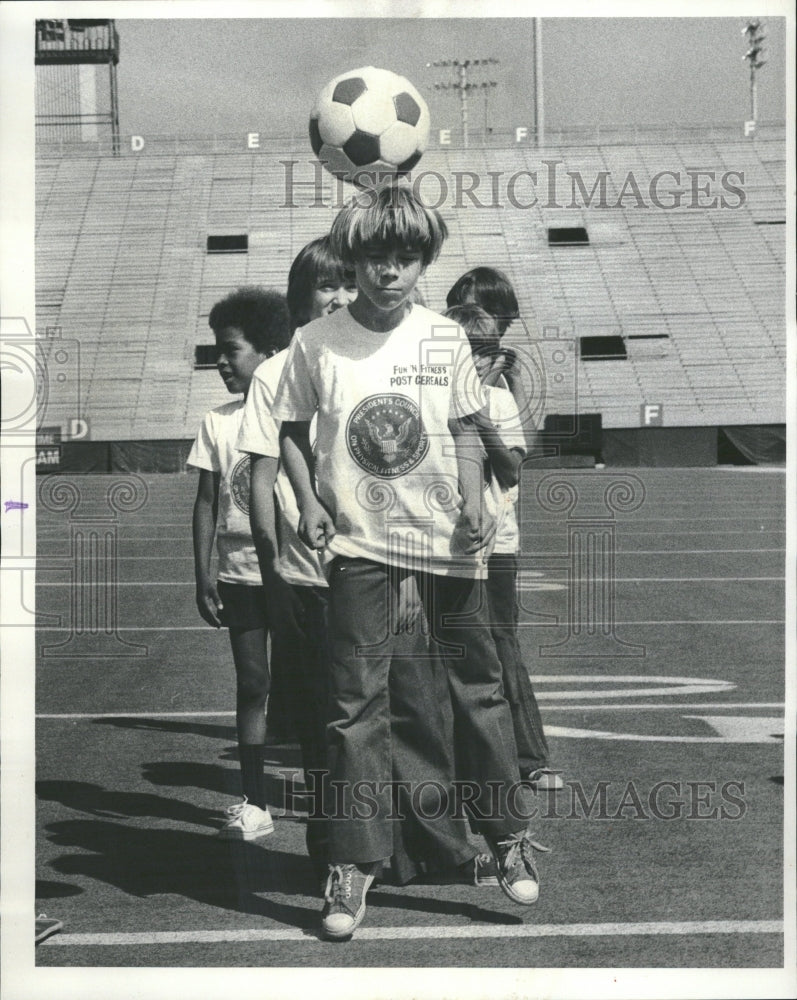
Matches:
[274,183,547,941]
[188,286,291,839]
[239,237,357,878]
[444,303,558,789]
[446,266,536,455]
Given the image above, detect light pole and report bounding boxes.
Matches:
[533,17,544,148]
[742,20,766,127]
[427,58,499,148]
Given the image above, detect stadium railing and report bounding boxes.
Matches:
[35,122,786,158]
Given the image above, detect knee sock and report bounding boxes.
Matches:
[239,744,267,810]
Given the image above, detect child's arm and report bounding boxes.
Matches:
[496,347,538,455]
[279,421,336,550]
[192,469,223,627]
[470,406,523,490]
[249,454,281,583]
[448,413,496,553]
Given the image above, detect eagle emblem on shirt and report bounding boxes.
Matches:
[229,454,251,514]
[346,394,429,478]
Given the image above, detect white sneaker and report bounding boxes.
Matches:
[526,768,564,791]
[217,798,274,840]
[321,862,379,940]
[486,830,551,906]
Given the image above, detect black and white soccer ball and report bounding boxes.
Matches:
[309,66,431,186]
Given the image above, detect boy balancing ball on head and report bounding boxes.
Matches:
[445,302,560,791]
[273,181,549,941]
[188,287,291,840]
[241,235,496,889]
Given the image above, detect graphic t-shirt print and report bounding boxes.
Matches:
[346,394,429,478]
[229,454,251,515]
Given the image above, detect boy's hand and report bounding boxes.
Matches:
[494,346,520,388]
[298,498,336,550]
[196,579,222,628]
[453,501,496,554]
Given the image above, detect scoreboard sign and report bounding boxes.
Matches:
[37,425,62,470]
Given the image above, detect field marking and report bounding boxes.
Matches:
[36,576,786,587]
[33,620,787,631]
[35,529,788,539]
[32,549,788,559]
[42,918,783,947]
[36,702,784,720]
[548,716,784,743]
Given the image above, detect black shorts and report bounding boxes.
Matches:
[217,580,267,631]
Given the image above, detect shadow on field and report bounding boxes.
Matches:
[140,761,305,810]
[92,716,236,741]
[364,887,524,926]
[36,879,84,900]
[42,818,319,922]
[40,818,518,930]
[37,780,222,829]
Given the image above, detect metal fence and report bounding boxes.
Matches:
[35,121,786,159]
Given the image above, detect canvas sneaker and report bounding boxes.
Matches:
[525,768,564,791]
[486,830,551,905]
[470,852,500,886]
[321,862,379,940]
[217,798,274,840]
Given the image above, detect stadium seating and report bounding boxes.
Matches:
[34,127,786,443]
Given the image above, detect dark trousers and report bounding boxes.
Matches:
[268,582,330,866]
[485,553,550,774]
[326,557,529,864]
[388,610,476,881]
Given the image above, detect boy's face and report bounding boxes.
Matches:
[354,245,424,315]
[214,326,267,395]
[310,274,358,321]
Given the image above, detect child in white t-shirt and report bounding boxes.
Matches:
[188,287,291,840]
[445,303,558,789]
[238,237,357,879]
[241,236,488,887]
[274,182,544,941]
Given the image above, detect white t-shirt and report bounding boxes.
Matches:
[271,304,490,578]
[187,400,261,586]
[237,352,327,588]
[484,386,526,555]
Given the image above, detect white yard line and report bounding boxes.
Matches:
[32,549,788,558]
[35,702,784,720]
[34,576,787,586]
[42,918,783,947]
[33,621,786,631]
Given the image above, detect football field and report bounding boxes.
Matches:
[32,467,787,974]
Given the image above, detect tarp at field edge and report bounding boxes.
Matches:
[720,425,786,465]
[56,441,110,473]
[602,427,717,467]
[110,440,194,473]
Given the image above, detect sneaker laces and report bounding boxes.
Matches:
[224,797,251,820]
[325,864,354,905]
[496,831,551,880]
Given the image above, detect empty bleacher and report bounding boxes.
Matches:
[35,126,786,446]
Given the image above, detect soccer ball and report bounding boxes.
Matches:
[309,66,431,186]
